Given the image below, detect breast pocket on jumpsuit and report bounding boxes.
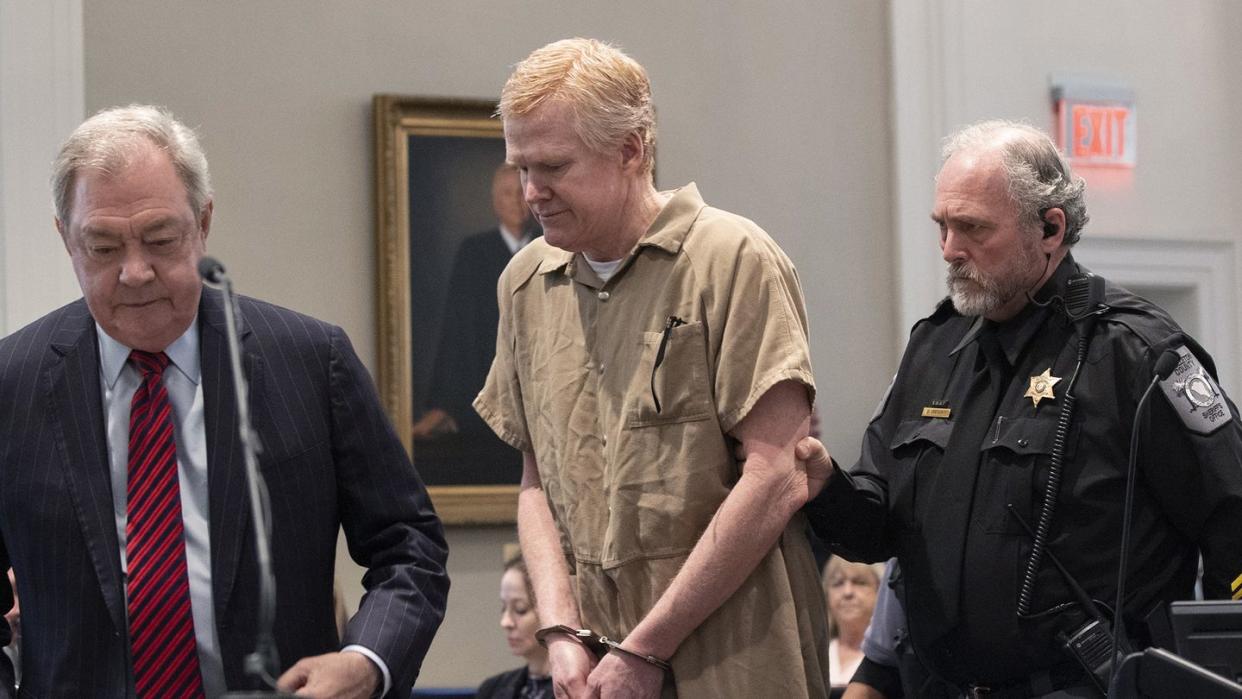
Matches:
[627,320,714,428]
[613,320,717,563]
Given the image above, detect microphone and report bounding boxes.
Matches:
[202,258,294,697]
[1109,347,1181,695]
[198,256,227,284]
[1153,349,1180,381]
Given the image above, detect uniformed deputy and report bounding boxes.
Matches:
[800,120,1242,698]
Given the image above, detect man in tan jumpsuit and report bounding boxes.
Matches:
[475,38,830,698]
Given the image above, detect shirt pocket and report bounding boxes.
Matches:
[981,415,1063,534]
[888,417,954,528]
[626,321,714,428]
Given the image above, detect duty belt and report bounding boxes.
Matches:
[959,664,1094,699]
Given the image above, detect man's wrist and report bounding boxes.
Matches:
[807,457,844,509]
[341,645,389,697]
[608,638,671,672]
[615,625,675,667]
[535,624,587,647]
[534,625,671,671]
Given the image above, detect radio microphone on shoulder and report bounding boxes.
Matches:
[1109,347,1182,693]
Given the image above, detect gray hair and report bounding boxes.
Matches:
[52,104,212,225]
[942,120,1089,246]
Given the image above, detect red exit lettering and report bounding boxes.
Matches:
[1072,105,1129,160]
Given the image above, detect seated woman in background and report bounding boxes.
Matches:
[476,554,550,699]
[823,556,886,688]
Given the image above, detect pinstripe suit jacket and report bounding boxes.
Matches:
[0,288,449,697]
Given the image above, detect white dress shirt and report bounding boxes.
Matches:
[97,321,390,697]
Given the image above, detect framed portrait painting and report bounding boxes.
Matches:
[373,94,528,524]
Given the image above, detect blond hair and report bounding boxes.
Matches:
[499,37,656,174]
[822,556,886,639]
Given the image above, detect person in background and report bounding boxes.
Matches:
[412,162,535,449]
[476,554,551,699]
[823,557,884,690]
[842,560,918,699]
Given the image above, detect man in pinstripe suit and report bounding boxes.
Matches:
[0,105,449,697]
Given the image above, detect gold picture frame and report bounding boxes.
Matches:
[373,94,518,525]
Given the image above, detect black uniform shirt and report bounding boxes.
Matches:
[808,254,1242,686]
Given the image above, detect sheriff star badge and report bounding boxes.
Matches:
[1024,368,1061,408]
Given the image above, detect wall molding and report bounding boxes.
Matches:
[888,0,966,347]
[1073,236,1239,391]
[0,0,83,336]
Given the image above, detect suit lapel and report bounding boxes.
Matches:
[200,288,259,622]
[45,301,128,637]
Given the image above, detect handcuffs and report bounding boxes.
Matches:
[534,624,672,672]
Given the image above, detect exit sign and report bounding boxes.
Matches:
[1051,76,1136,168]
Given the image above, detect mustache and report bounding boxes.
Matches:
[946,261,985,284]
[943,263,983,286]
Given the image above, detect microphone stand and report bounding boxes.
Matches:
[1107,348,1181,697]
[200,258,295,698]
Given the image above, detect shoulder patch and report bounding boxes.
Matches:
[1159,346,1232,435]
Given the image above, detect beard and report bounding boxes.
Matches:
[946,237,1045,317]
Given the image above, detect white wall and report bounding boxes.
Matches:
[890,0,1242,380]
[0,0,83,335]
[80,0,894,688]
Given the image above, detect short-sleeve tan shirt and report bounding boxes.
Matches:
[475,184,830,696]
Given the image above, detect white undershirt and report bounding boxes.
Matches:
[583,254,623,283]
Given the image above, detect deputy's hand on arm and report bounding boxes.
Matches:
[735,433,834,501]
[795,435,835,500]
[587,650,664,698]
[275,651,379,699]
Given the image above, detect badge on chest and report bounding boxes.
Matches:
[1024,368,1062,408]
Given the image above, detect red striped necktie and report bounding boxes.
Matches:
[126,350,205,698]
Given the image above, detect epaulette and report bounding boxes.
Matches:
[1090,278,1223,380]
[910,295,958,333]
[930,295,956,320]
